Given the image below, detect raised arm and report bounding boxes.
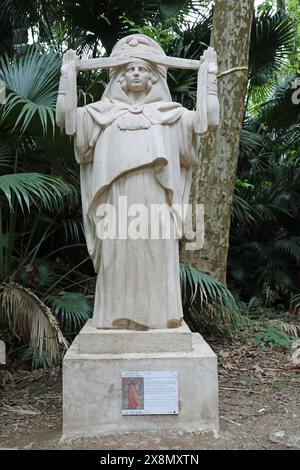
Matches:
[193,47,220,133]
[56,46,219,135]
[56,65,67,128]
[206,48,220,129]
[56,50,78,135]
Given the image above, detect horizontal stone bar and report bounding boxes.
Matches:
[78,54,202,71]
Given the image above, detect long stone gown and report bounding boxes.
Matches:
[74,93,201,329]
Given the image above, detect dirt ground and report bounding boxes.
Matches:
[1,324,300,450]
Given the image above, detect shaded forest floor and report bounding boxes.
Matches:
[0,317,300,450]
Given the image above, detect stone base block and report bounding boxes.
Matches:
[63,330,218,439]
[78,319,192,354]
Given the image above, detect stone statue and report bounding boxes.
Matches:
[56,34,219,331]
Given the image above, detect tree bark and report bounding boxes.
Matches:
[180,0,254,285]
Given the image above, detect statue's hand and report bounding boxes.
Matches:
[61,49,79,76]
[57,50,78,131]
[202,47,218,75]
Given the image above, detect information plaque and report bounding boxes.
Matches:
[122,371,178,415]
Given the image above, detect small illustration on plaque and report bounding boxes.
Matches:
[122,377,144,411]
[122,371,178,415]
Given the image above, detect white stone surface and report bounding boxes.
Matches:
[0,340,6,365]
[63,332,218,439]
[56,34,219,330]
[78,319,192,354]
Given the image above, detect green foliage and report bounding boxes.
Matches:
[242,296,266,317]
[270,381,282,390]
[0,136,12,169]
[229,74,300,304]
[249,8,295,104]
[257,0,300,74]
[47,292,92,333]
[18,346,54,369]
[120,16,179,48]
[180,263,239,336]
[0,48,90,367]
[290,293,300,313]
[0,172,78,212]
[253,323,291,350]
[0,46,61,135]
[159,1,189,17]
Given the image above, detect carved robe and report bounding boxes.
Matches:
[74,97,202,329]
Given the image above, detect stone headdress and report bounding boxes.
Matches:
[102,34,172,104]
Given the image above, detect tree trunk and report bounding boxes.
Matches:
[180,0,254,285]
[277,0,286,12]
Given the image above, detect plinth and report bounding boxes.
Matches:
[62,320,218,439]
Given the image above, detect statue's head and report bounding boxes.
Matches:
[117,61,158,95]
[104,34,171,104]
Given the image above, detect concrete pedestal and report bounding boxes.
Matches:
[62,320,219,439]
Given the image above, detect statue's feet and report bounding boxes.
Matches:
[112,318,148,331]
[111,318,182,330]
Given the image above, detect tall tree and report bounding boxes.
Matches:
[181,0,254,284]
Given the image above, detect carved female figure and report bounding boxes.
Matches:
[56,34,219,330]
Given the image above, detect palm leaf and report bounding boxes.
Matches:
[159,1,188,18]
[0,282,69,364]
[259,76,300,133]
[61,218,84,242]
[273,238,300,263]
[0,46,61,135]
[290,293,300,313]
[0,172,78,212]
[232,195,258,226]
[18,346,54,369]
[180,263,239,335]
[249,9,295,101]
[0,136,13,170]
[240,128,265,156]
[47,291,92,333]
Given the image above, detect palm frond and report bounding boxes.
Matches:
[280,321,300,338]
[47,291,92,333]
[0,172,78,212]
[247,296,265,316]
[291,293,300,314]
[180,263,239,335]
[159,1,189,18]
[274,238,300,263]
[245,241,269,264]
[0,46,61,135]
[61,218,84,242]
[240,128,265,157]
[0,282,68,364]
[232,195,258,226]
[18,346,54,369]
[249,9,295,101]
[0,136,13,170]
[258,76,300,134]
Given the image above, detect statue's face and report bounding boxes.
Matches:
[124,62,150,93]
